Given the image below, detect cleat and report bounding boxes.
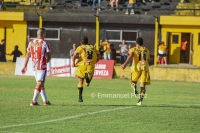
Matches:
[85,83,89,87]
[130,12,135,15]
[78,99,83,102]
[30,101,39,106]
[136,101,142,106]
[78,95,83,102]
[44,101,51,105]
[125,11,129,15]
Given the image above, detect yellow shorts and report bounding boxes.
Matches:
[75,64,95,79]
[131,71,150,85]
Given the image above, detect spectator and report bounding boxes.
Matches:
[99,40,104,59]
[181,37,188,63]
[0,39,6,62]
[0,0,4,10]
[110,0,119,11]
[70,43,77,58]
[125,0,136,15]
[119,39,129,64]
[93,0,102,11]
[28,0,37,5]
[101,38,111,60]
[7,45,23,62]
[39,0,52,10]
[110,44,116,62]
[157,41,168,65]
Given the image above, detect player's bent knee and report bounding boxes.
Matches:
[84,72,93,84]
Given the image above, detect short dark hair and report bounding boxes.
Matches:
[81,36,88,44]
[15,45,19,49]
[136,38,143,46]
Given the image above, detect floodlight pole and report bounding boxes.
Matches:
[154,16,158,67]
[95,5,100,52]
[35,6,44,28]
[39,15,43,28]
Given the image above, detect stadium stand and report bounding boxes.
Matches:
[1,0,200,16]
[1,0,181,15]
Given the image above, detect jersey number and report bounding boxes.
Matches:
[33,47,38,58]
[138,51,147,61]
[87,50,93,60]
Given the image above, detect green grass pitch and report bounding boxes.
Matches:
[0,75,200,133]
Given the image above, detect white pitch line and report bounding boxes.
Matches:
[0,131,29,133]
[0,106,134,129]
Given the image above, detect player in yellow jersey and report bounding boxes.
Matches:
[121,38,150,105]
[72,36,100,102]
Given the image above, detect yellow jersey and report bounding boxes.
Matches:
[129,46,150,72]
[129,0,136,4]
[75,44,99,66]
[158,45,167,51]
[102,42,111,53]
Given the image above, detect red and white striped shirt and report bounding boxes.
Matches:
[27,39,51,70]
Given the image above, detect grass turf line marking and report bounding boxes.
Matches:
[0,106,134,129]
[0,131,29,133]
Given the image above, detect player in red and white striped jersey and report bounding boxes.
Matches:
[21,28,51,106]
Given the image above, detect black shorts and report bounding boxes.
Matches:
[158,53,166,57]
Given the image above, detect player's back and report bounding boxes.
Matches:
[78,44,98,65]
[28,39,50,70]
[131,46,150,71]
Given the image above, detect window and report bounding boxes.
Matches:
[106,30,121,41]
[105,30,138,42]
[122,31,137,41]
[28,28,60,40]
[172,35,179,44]
[198,33,200,45]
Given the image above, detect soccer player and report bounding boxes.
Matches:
[121,38,150,106]
[72,36,100,102]
[21,28,51,106]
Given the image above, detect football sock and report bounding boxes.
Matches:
[131,83,138,95]
[41,88,48,102]
[32,88,41,103]
[78,87,83,99]
[138,87,146,103]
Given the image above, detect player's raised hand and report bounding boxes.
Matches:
[21,67,27,74]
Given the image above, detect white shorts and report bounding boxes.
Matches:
[34,70,47,82]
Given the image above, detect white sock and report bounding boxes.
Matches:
[32,89,40,103]
[41,88,48,102]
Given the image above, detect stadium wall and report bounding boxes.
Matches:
[1,62,200,82]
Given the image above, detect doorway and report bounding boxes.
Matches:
[168,32,192,64]
[180,33,191,64]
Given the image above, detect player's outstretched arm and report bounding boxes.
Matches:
[72,52,79,67]
[21,52,31,74]
[121,52,133,69]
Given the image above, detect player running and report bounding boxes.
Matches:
[121,38,150,106]
[72,36,100,102]
[21,28,51,106]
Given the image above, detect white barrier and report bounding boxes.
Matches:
[15,57,74,77]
